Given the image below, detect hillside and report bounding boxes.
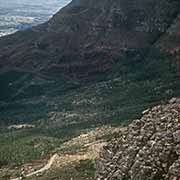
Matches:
[0,126,121,180]
[0,0,70,37]
[0,0,180,126]
[0,0,180,175]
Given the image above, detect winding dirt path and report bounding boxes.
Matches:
[11,154,59,180]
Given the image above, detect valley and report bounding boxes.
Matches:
[0,0,71,36]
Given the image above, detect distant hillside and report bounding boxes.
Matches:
[0,0,180,127]
[0,0,70,37]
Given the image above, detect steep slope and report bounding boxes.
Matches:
[1,0,180,76]
[0,0,180,126]
[0,126,120,180]
[96,98,180,180]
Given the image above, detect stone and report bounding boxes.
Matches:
[173,130,180,143]
[96,100,180,180]
[169,98,177,104]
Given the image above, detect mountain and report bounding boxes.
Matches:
[96,98,180,180]
[0,0,180,127]
[0,0,180,178]
[0,0,180,126]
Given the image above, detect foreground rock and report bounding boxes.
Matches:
[96,98,180,180]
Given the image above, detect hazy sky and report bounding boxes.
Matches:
[0,0,71,37]
[0,0,71,10]
[0,0,70,5]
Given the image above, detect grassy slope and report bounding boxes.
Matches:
[0,126,122,180]
[1,48,180,125]
[0,48,180,169]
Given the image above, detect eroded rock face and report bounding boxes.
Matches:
[96,98,180,180]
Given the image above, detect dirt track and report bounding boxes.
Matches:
[11,154,59,180]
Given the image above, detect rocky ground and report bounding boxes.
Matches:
[96,98,180,180]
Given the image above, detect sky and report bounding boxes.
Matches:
[0,0,71,8]
[0,0,72,16]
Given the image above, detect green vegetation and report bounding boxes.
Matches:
[0,125,87,167]
[0,48,180,169]
[0,126,118,180]
[0,132,56,167]
[26,160,95,180]
[1,48,179,125]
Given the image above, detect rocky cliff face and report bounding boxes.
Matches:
[0,0,180,125]
[96,98,180,180]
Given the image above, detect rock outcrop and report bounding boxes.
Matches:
[96,98,180,180]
